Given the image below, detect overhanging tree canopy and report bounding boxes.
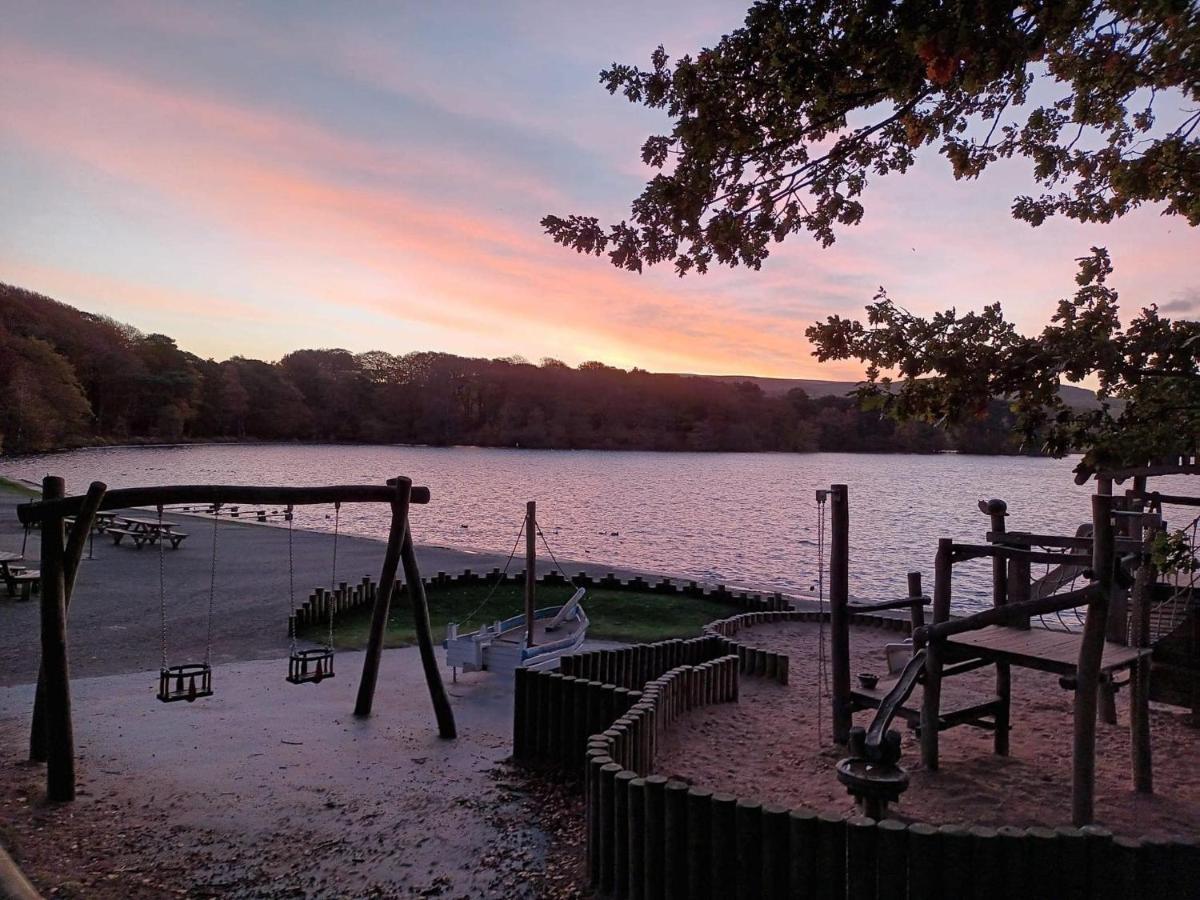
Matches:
[542,1,1199,476]
[544,0,1199,274]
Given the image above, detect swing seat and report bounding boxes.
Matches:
[157,663,213,703]
[287,647,336,685]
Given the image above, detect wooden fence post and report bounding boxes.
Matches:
[686,788,713,900]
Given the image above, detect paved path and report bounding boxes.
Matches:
[0,487,651,686]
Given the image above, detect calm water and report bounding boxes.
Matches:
[4,445,1193,613]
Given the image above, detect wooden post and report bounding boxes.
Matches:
[525,500,537,648]
[906,571,925,632]
[399,501,457,739]
[874,819,907,900]
[985,500,1012,757]
[829,484,851,745]
[38,476,75,801]
[31,480,105,764]
[352,482,410,724]
[600,763,622,894]
[709,793,737,900]
[1129,553,1154,794]
[628,776,647,900]
[1106,496,1131,645]
[788,808,817,899]
[686,788,713,900]
[354,482,407,718]
[921,538,953,770]
[761,804,789,899]
[734,799,763,900]
[1073,492,1114,826]
[663,781,689,900]
[846,816,878,900]
[644,775,668,900]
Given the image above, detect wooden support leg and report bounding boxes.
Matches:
[921,539,953,771]
[1073,493,1114,827]
[1098,676,1118,726]
[1130,659,1153,794]
[994,661,1011,756]
[920,640,943,770]
[353,493,405,719]
[31,482,106,764]
[38,478,74,802]
[399,508,457,740]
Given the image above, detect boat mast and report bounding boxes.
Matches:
[525,500,537,648]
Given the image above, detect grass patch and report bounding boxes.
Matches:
[305,583,736,649]
[0,477,38,497]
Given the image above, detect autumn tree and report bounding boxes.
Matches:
[543,0,1199,474]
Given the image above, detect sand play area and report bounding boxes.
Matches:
[654,620,1200,837]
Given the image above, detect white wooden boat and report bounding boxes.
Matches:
[444,588,588,674]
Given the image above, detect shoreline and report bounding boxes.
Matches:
[0,437,1062,461]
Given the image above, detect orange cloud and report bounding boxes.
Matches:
[1,40,844,376]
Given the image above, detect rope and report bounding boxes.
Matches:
[460,515,526,628]
[287,506,296,654]
[205,505,219,667]
[158,505,168,671]
[328,502,339,651]
[816,493,828,747]
[536,521,584,592]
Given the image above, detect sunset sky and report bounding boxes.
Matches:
[2,1,1197,379]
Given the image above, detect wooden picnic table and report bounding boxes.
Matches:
[0,551,38,599]
[107,516,189,549]
[118,515,180,533]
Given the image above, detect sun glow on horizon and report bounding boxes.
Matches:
[1,1,1195,379]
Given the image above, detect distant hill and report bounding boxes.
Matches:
[700,374,1107,410]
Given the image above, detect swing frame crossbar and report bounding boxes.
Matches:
[18,476,456,803]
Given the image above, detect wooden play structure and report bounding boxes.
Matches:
[829,456,1200,825]
[444,500,589,674]
[16,475,457,803]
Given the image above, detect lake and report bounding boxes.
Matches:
[3,445,1193,613]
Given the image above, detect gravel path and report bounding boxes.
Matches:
[0,650,579,898]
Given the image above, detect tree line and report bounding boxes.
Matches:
[0,282,1022,456]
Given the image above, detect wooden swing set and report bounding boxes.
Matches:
[17,474,457,803]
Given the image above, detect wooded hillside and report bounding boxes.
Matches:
[0,283,1024,456]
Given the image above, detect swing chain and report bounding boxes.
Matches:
[328,502,340,651]
[158,504,168,671]
[205,504,221,666]
[287,505,297,654]
[815,490,828,747]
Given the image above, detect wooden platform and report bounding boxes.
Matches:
[850,678,1003,732]
[946,626,1151,676]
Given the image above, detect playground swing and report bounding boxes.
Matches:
[286,502,339,684]
[156,503,217,703]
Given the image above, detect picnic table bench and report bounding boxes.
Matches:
[107,516,189,549]
[0,551,38,600]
